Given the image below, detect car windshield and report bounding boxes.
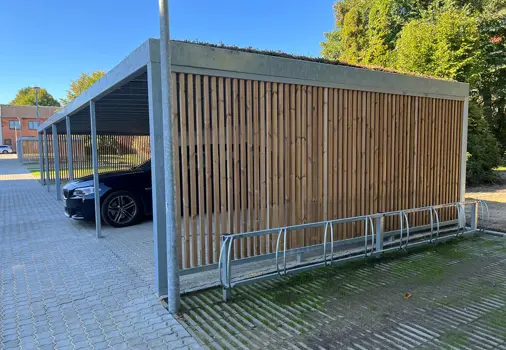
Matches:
[133,159,151,170]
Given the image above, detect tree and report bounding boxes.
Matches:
[466,100,501,184]
[10,87,60,106]
[474,0,506,148]
[395,6,480,81]
[320,0,504,184]
[60,71,106,105]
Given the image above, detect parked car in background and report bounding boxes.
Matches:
[62,160,152,228]
[0,145,14,154]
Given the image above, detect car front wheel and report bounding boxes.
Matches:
[101,190,142,228]
[2,151,7,154]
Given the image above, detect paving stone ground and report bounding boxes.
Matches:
[0,155,200,350]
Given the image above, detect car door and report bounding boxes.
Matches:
[141,169,153,215]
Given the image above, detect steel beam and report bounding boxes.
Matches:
[43,130,50,192]
[90,101,102,239]
[17,139,22,162]
[159,0,180,313]
[66,116,74,181]
[375,216,384,255]
[147,60,168,297]
[469,202,478,231]
[460,97,469,202]
[52,125,61,200]
[39,132,44,184]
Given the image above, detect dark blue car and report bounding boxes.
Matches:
[62,160,152,227]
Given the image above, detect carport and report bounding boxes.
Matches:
[37,38,173,306]
[38,11,476,316]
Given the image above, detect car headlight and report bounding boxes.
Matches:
[73,186,95,197]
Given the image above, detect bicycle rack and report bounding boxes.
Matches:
[218,200,486,301]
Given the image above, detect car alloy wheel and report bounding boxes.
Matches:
[107,195,137,225]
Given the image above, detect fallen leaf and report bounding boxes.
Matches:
[404,292,412,300]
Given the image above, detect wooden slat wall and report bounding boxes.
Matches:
[173,73,464,269]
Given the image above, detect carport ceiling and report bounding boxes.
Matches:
[48,71,150,136]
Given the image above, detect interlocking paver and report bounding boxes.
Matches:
[0,155,200,349]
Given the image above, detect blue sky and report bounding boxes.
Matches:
[0,0,336,104]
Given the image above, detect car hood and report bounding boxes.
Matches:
[63,169,144,190]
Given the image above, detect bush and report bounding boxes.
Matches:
[466,101,501,185]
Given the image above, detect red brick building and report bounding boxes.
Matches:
[0,104,59,151]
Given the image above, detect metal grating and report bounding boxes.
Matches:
[179,234,506,349]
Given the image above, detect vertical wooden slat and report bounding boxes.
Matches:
[337,90,344,238]
[372,92,379,217]
[265,81,272,251]
[253,81,261,255]
[328,89,334,221]
[195,75,206,265]
[306,86,313,244]
[203,76,213,264]
[380,94,388,221]
[211,77,221,262]
[239,80,247,255]
[218,78,228,243]
[431,98,438,214]
[350,91,357,235]
[187,74,198,267]
[271,83,279,251]
[450,101,457,213]
[225,78,234,240]
[179,74,190,268]
[359,92,366,230]
[363,92,370,217]
[232,79,241,257]
[259,81,267,254]
[412,97,419,224]
[323,88,329,222]
[390,94,397,228]
[434,99,442,213]
[342,90,349,238]
[312,87,319,242]
[289,84,297,245]
[283,84,290,244]
[332,89,339,220]
[246,80,254,256]
[278,84,285,229]
[299,85,306,245]
[397,95,404,215]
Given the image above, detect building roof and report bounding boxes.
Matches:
[0,104,59,119]
[39,38,469,136]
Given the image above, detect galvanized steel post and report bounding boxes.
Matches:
[159,0,180,313]
[89,101,102,239]
[65,116,74,181]
[52,125,61,200]
[375,216,384,255]
[147,60,168,297]
[460,97,469,202]
[469,202,478,231]
[17,139,22,162]
[35,88,43,182]
[43,129,50,192]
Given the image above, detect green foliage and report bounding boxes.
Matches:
[466,101,501,185]
[10,87,60,106]
[395,6,480,80]
[395,19,436,74]
[60,71,106,105]
[321,0,505,184]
